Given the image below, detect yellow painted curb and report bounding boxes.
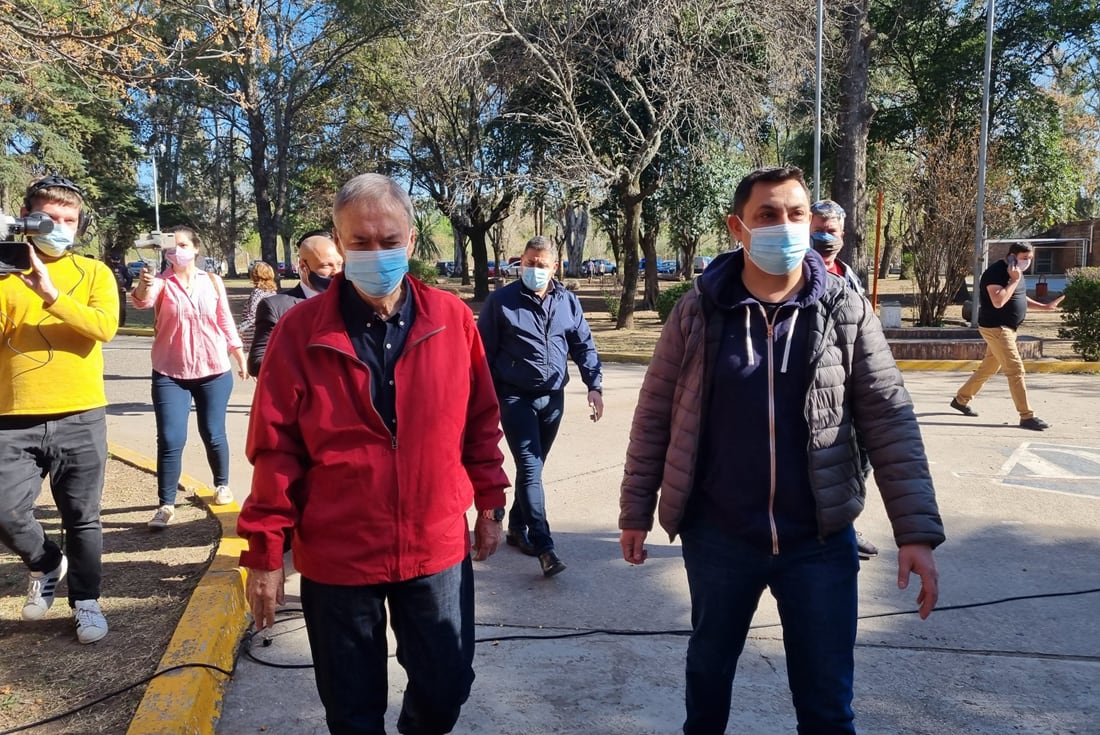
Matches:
[108,442,250,735]
[117,327,155,337]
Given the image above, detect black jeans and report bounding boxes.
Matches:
[0,408,107,604]
[300,557,476,735]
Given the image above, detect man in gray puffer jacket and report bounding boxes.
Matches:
[619,166,944,735]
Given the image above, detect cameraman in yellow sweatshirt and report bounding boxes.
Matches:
[0,175,118,643]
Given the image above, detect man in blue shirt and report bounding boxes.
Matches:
[478,236,604,576]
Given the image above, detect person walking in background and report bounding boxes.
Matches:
[0,175,117,643]
[951,242,1063,430]
[477,235,604,577]
[238,260,277,353]
[131,225,249,528]
[105,250,132,327]
[810,198,878,561]
[238,173,508,735]
[620,166,943,734]
[247,230,342,377]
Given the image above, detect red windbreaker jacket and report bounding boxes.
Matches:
[237,274,509,584]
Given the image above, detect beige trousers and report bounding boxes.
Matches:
[955,326,1034,419]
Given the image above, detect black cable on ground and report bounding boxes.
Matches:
[0,662,234,735]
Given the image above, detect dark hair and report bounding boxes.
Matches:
[165,225,201,252]
[730,166,809,218]
[1008,242,1034,255]
[296,228,333,249]
[524,235,555,256]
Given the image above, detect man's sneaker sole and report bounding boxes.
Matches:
[22,555,69,621]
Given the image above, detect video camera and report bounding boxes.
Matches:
[0,212,54,274]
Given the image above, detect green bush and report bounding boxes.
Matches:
[656,281,694,323]
[1058,267,1100,360]
[602,289,620,320]
[408,258,438,285]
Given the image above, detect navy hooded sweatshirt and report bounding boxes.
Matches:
[687,248,831,551]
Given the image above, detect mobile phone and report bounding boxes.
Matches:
[1007,254,1017,268]
[0,241,32,274]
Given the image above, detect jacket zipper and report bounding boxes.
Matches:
[760,303,784,556]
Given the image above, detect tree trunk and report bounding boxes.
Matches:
[832,0,873,279]
[246,107,279,271]
[615,178,643,329]
[565,202,589,278]
[878,208,897,279]
[640,203,660,310]
[465,225,491,300]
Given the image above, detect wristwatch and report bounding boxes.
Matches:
[479,507,505,523]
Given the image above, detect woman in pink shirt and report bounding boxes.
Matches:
[131,226,249,528]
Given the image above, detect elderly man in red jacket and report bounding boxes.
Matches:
[238,173,509,735]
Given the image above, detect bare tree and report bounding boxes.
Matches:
[429,0,808,327]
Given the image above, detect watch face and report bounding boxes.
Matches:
[493,507,506,522]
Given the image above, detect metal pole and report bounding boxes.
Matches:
[971,0,996,327]
[813,0,824,202]
[151,151,161,233]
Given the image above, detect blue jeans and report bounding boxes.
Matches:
[300,557,476,735]
[497,390,564,553]
[0,408,107,603]
[151,370,232,506]
[680,524,859,735]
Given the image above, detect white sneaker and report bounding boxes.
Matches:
[212,485,234,505]
[147,504,175,529]
[22,555,68,620]
[74,599,108,644]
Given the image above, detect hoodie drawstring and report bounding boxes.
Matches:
[744,309,754,366]
[779,309,797,374]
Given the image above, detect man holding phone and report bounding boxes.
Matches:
[0,175,118,643]
[951,242,1062,430]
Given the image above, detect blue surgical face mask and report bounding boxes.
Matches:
[521,265,552,291]
[742,221,810,276]
[32,224,75,258]
[343,248,408,298]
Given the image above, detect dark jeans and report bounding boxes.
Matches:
[497,390,564,554]
[152,370,232,506]
[300,557,476,735]
[680,524,859,735]
[0,408,107,603]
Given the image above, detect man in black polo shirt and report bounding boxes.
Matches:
[951,243,1063,430]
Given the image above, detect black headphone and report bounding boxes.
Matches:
[24,174,92,237]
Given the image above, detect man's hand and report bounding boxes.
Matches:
[620,529,649,565]
[588,390,604,422]
[17,247,59,306]
[245,567,285,631]
[1007,260,1022,283]
[471,516,502,561]
[897,543,939,620]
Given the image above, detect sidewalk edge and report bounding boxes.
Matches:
[110,442,250,735]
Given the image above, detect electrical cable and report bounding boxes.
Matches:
[240,586,1100,669]
[10,586,1097,731]
[0,662,234,735]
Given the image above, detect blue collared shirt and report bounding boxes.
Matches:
[339,277,416,434]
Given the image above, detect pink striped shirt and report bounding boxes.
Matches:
[132,270,243,380]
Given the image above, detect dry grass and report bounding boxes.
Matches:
[0,459,219,735]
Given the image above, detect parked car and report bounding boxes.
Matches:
[127,261,146,278]
[657,259,678,275]
[693,256,713,274]
[436,260,456,277]
[278,261,299,277]
[500,257,523,277]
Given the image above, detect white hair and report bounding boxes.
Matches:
[332,174,414,228]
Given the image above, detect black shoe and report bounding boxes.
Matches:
[950,398,978,417]
[538,550,566,577]
[855,532,879,560]
[1020,417,1050,431]
[505,529,537,556]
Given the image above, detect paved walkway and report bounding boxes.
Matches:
[101,336,1100,734]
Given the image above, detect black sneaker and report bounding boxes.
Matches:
[505,529,537,557]
[950,398,978,417]
[538,550,566,577]
[1020,417,1050,431]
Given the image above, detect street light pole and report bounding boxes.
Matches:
[971,0,996,327]
[814,0,824,202]
[150,149,161,233]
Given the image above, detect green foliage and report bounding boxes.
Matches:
[601,288,620,320]
[1057,267,1100,361]
[408,258,438,285]
[656,281,693,323]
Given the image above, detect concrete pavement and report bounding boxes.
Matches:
[101,336,1100,734]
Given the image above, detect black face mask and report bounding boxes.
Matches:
[811,232,843,255]
[306,269,334,292]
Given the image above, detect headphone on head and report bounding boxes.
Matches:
[24,174,92,237]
